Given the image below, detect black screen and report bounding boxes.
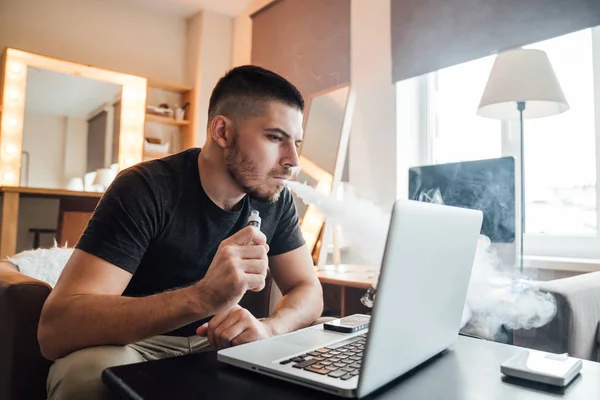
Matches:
[409,157,515,243]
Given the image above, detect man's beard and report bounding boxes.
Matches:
[224,134,290,203]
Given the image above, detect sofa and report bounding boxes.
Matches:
[513,271,600,362]
[0,261,279,400]
[0,262,52,400]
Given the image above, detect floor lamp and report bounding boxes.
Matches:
[476,48,569,273]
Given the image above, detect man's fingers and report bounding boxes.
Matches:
[241,259,268,275]
[196,323,208,337]
[229,226,267,246]
[207,307,239,347]
[231,328,257,347]
[213,313,242,349]
[218,321,249,349]
[236,245,268,260]
[245,273,267,292]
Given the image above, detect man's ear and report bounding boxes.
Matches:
[209,115,233,149]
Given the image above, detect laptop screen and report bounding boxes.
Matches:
[408,156,515,243]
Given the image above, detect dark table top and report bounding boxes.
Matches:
[103,335,600,399]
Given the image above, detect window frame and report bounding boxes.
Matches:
[416,27,600,261]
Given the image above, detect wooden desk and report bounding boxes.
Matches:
[316,264,378,316]
[0,186,102,257]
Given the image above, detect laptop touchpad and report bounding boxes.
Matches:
[273,328,349,347]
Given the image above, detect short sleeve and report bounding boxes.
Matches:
[76,167,162,274]
[268,188,306,256]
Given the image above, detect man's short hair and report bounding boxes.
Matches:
[208,65,304,124]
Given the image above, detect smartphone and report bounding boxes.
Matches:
[323,314,371,333]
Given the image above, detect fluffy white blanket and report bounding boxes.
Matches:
[8,242,73,287]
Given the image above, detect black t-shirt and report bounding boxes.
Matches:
[76,148,305,336]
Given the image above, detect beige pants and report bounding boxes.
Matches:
[46,335,210,400]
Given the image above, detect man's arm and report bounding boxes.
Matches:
[38,250,206,361]
[262,244,323,335]
[38,226,269,361]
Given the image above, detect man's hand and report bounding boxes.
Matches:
[196,305,275,348]
[194,226,269,315]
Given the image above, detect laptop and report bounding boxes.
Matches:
[218,199,483,398]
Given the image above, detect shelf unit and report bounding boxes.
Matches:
[143,151,173,159]
[144,79,197,160]
[146,113,190,126]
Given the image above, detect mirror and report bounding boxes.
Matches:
[1,48,147,189]
[22,67,122,190]
[295,84,354,265]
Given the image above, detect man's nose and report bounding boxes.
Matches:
[283,143,300,169]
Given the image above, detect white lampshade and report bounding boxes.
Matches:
[477,48,569,119]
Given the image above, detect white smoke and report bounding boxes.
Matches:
[287,180,557,339]
[464,235,557,340]
[286,180,390,268]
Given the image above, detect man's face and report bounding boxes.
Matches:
[224,101,303,203]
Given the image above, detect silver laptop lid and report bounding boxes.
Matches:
[357,200,482,398]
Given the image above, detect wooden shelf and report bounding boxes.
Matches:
[147,79,192,93]
[0,186,103,198]
[144,151,172,159]
[146,113,190,126]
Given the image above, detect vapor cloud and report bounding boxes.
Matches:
[287,180,556,339]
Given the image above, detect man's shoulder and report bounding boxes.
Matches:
[137,148,199,173]
[120,148,199,183]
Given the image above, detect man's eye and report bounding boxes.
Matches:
[268,135,282,142]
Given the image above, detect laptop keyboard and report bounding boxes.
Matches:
[279,334,366,380]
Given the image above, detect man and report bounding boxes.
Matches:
[38,65,324,400]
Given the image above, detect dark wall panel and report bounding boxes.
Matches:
[251,0,350,99]
[391,0,600,82]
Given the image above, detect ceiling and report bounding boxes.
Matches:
[25,67,122,117]
[124,0,255,17]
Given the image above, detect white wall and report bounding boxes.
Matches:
[186,11,204,88]
[23,113,88,189]
[22,113,66,189]
[0,0,186,84]
[349,0,398,209]
[197,12,233,144]
[63,116,88,184]
[186,11,234,145]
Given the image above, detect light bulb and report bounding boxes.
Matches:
[7,117,18,127]
[8,90,19,100]
[5,145,17,155]
[123,87,145,101]
[9,62,23,75]
[126,134,135,143]
[3,172,15,181]
[127,111,136,119]
[124,157,134,166]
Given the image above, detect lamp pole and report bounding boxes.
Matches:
[517,101,526,274]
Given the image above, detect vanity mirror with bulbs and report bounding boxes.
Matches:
[0,48,195,257]
[1,48,147,188]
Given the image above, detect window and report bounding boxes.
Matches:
[423,27,600,259]
[522,30,597,237]
[429,56,501,165]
